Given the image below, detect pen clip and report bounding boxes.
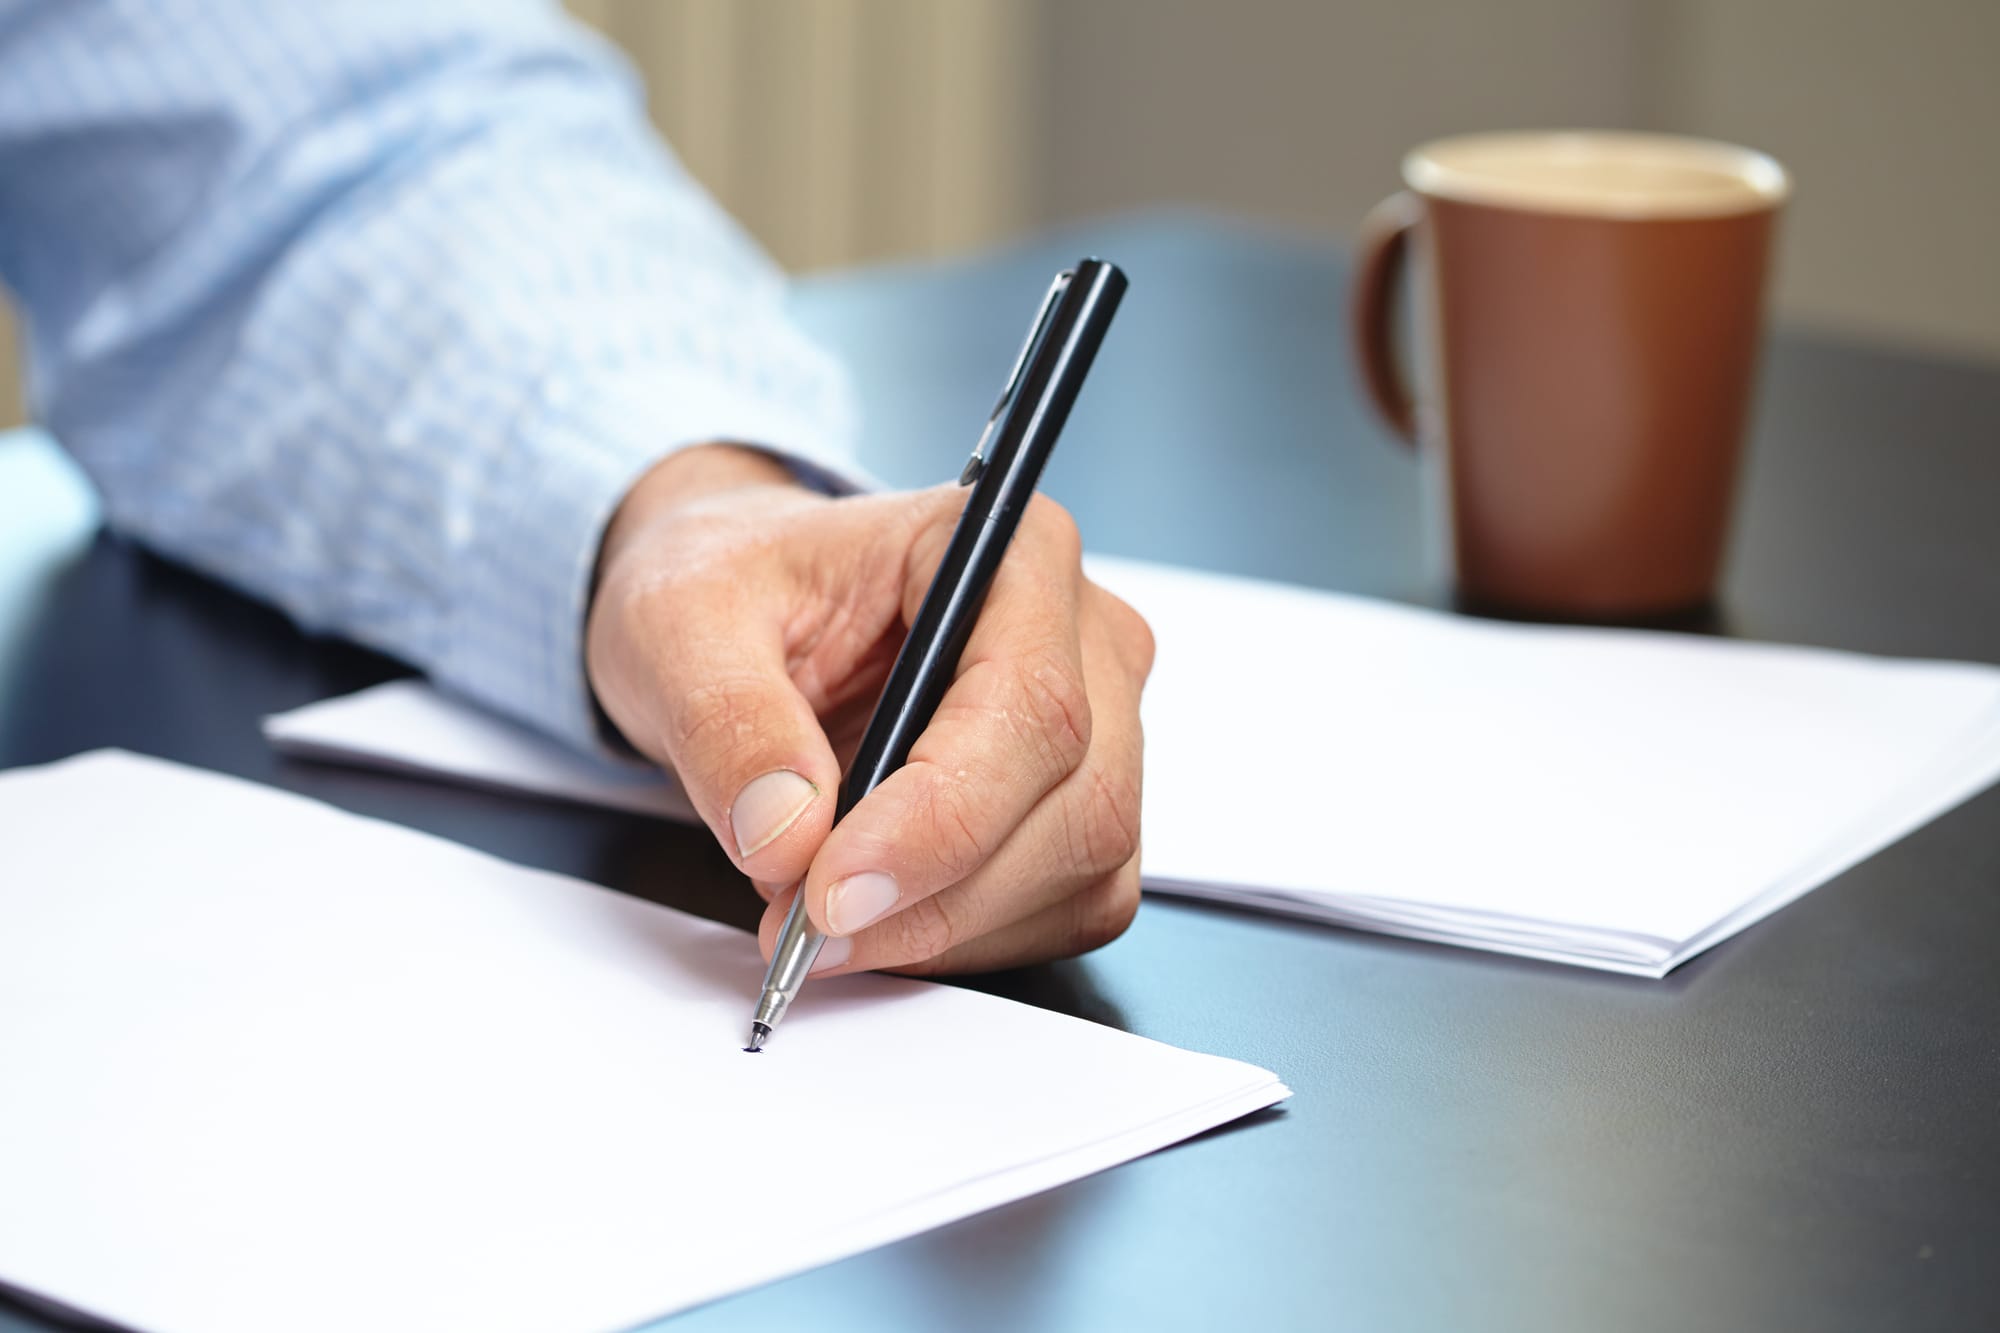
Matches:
[961,269,1074,486]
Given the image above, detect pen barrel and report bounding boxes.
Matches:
[835,259,1127,821]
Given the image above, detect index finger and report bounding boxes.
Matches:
[798,495,1093,948]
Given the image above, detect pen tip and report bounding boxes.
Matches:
[743,1022,771,1053]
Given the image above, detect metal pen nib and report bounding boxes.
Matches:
[741,886,823,1051]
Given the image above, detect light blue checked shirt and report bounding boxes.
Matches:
[0,0,857,751]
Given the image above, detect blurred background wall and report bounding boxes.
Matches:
[4,0,1996,428]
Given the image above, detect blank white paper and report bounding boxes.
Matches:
[262,677,696,822]
[1102,558,2000,974]
[262,557,2000,978]
[0,751,1286,1333]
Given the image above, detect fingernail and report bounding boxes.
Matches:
[825,871,900,935]
[809,935,852,975]
[731,770,818,859]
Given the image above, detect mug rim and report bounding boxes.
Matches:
[1403,130,1790,220]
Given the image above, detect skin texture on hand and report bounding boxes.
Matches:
[586,444,1155,976]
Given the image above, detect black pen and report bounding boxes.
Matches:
[745,257,1128,1050]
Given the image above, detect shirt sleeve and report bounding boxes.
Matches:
[0,0,860,752]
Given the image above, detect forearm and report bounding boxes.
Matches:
[0,0,856,750]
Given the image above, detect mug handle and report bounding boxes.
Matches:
[1349,191,1423,447]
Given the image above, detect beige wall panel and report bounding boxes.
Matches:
[0,310,19,429]
[1030,0,1651,241]
[1650,0,2000,360]
[574,0,1030,272]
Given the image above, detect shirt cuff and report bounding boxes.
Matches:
[435,358,862,758]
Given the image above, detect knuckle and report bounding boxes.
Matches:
[915,776,992,883]
[885,892,962,964]
[1075,869,1141,953]
[1112,596,1157,678]
[1085,584,1156,679]
[1014,648,1093,776]
[1072,763,1143,872]
[1024,494,1083,562]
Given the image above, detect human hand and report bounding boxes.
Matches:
[586,445,1154,975]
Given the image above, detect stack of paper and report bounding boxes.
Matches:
[0,751,1286,1333]
[265,670,697,822]
[265,557,2000,978]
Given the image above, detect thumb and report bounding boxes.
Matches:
[639,591,841,885]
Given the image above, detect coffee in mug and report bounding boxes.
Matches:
[1350,131,1788,617]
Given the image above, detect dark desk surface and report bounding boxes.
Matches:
[3,214,1998,1333]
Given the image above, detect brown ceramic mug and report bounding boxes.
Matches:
[1350,131,1789,617]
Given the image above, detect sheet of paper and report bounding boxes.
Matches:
[263,556,2000,977]
[1107,558,2000,973]
[263,677,696,821]
[0,752,1286,1333]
